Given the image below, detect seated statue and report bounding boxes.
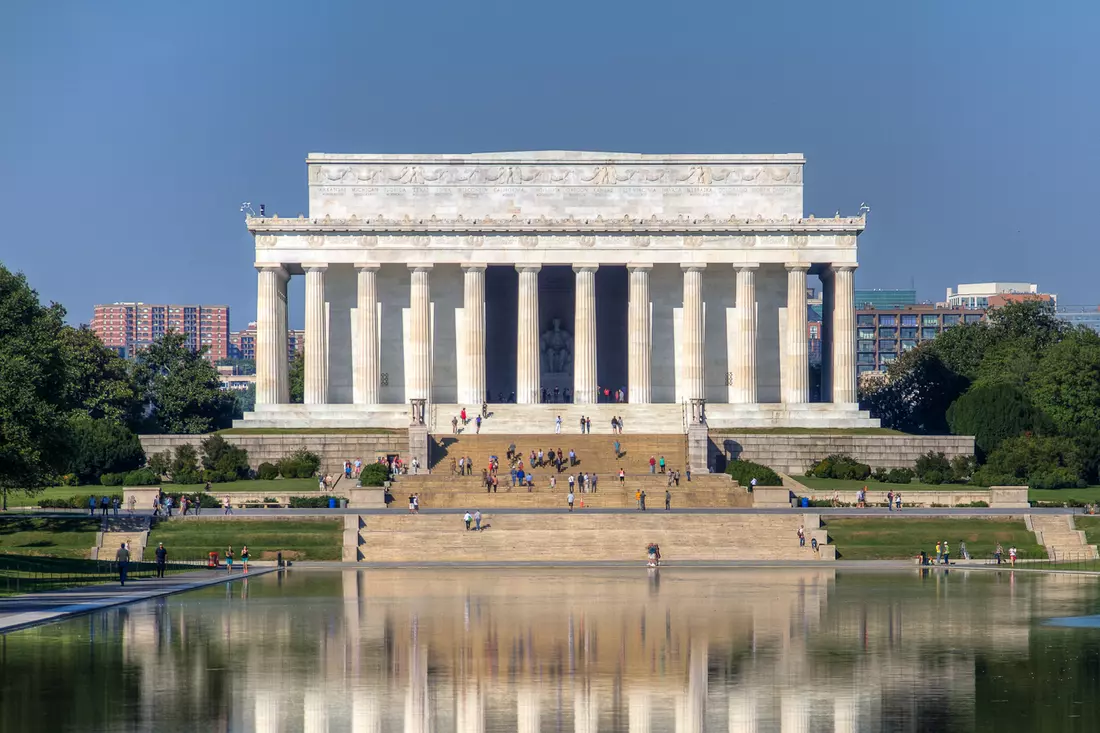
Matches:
[540,318,574,374]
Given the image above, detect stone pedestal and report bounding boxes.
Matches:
[687,423,710,475]
[407,424,429,475]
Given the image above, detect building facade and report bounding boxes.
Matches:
[229,322,304,361]
[238,151,879,430]
[856,305,985,374]
[91,303,229,361]
[855,289,916,310]
[945,282,1050,309]
[1056,305,1100,334]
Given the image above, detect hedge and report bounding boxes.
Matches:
[726,460,783,488]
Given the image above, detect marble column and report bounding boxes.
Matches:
[408,265,432,402]
[573,265,598,404]
[627,264,652,404]
[681,265,706,401]
[517,687,540,733]
[461,264,487,405]
[276,272,289,404]
[516,265,541,404]
[732,264,758,404]
[304,265,328,405]
[354,264,380,405]
[628,691,651,733]
[784,264,809,404]
[831,265,858,404]
[255,265,287,406]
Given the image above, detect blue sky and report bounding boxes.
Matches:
[2,0,1097,329]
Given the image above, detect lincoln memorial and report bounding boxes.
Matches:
[238,151,879,432]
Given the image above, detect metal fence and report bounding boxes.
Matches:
[0,554,208,595]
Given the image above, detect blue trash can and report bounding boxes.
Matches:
[800,497,809,508]
[328,498,337,509]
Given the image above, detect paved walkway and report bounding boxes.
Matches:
[0,567,275,634]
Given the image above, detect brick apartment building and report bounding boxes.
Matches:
[229,322,304,361]
[91,303,229,361]
[857,304,985,375]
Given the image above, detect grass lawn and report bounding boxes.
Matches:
[1029,488,1100,505]
[0,518,99,559]
[825,518,1043,560]
[168,478,320,494]
[798,476,966,494]
[217,427,398,435]
[716,427,904,436]
[147,518,343,561]
[1072,517,1100,546]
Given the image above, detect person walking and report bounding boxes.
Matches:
[555,415,562,434]
[112,497,120,517]
[100,495,110,517]
[1009,546,1017,566]
[475,414,482,433]
[89,495,97,516]
[567,491,575,512]
[635,489,642,510]
[154,542,167,578]
[686,464,691,482]
[225,546,234,573]
[619,468,625,485]
[995,543,1004,565]
[797,525,806,547]
[665,489,671,511]
[658,456,666,474]
[942,540,951,565]
[586,417,592,434]
[613,439,621,459]
[165,495,173,518]
[461,407,467,425]
[116,542,130,586]
[474,510,482,531]
[452,415,459,434]
[579,416,586,434]
[127,494,136,516]
[649,456,656,474]
[640,490,647,511]
[223,495,233,516]
[464,511,473,531]
[241,546,250,573]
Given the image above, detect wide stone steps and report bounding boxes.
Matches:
[429,433,690,475]
[395,488,749,510]
[1031,515,1099,560]
[97,530,148,561]
[355,513,832,562]
[432,404,686,435]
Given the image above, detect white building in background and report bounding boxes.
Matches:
[944,282,1048,309]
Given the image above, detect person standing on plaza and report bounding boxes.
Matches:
[474,510,482,531]
[475,414,482,433]
[89,495,97,516]
[1009,546,1017,566]
[226,546,234,573]
[665,489,671,511]
[635,489,642,510]
[464,511,472,531]
[797,525,806,548]
[568,474,576,494]
[127,494,136,516]
[895,492,902,512]
[165,495,173,517]
[116,542,130,586]
[586,417,592,434]
[549,475,557,491]
[567,491,575,512]
[101,495,110,517]
[887,490,894,512]
[649,456,656,474]
[155,542,167,578]
[414,494,421,512]
[591,473,598,493]
[686,464,691,482]
[995,543,1004,565]
[241,546,250,572]
[579,416,586,434]
[619,467,625,485]
[452,415,459,434]
[461,407,467,425]
[555,415,562,434]
[223,495,233,516]
[640,490,647,511]
[354,457,362,477]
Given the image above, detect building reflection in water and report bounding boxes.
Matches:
[2,567,1099,732]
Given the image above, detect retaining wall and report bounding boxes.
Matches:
[712,433,974,474]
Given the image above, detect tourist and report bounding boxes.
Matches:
[750,477,757,491]
[127,495,136,516]
[649,456,656,474]
[409,494,417,513]
[887,490,894,511]
[686,464,691,482]
[345,460,353,479]
[537,448,544,467]
[475,415,482,433]
[960,541,970,560]
[640,490,647,511]
[832,490,840,508]
[411,457,421,475]
[101,495,110,516]
[667,471,674,488]
[165,495,173,517]
[895,493,902,512]
[617,416,624,434]
[461,407,467,425]
[673,470,680,487]
[180,496,189,516]
[647,543,658,567]
[152,496,160,518]
[555,415,562,434]
[581,472,589,493]
[318,474,326,492]
[611,416,619,433]
[613,439,621,459]
[507,442,516,461]
[194,495,202,515]
[116,542,130,586]
[619,468,625,485]
[226,546,234,573]
[112,497,120,517]
[223,495,233,515]
[591,474,598,492]
[414,495,421,512]
[798,525,806,547]
[567,491,575,512]
[549,475,557,491]
[579,416,586,434]
[569,448,576,467]
[942,540,950,565]
[516,467,526,488]
[635,489,642,510]
[665,489,671,511]
[474,510,482,531]
[586,417,592,434]
[553,386,560,403]
[354,458,362,477]
[452,416,459,434]
[563,388,571,402]
[491,476,498,493]
[241,546,250,572]
[464,511,472,531]
[1009,546,1017,566]
[481,401,488,418]
[89,495,97,516]
[994,543,1004,565]
[154,542,167,578]
[568,474,576,494]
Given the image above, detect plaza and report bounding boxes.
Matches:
[239,151,878,433]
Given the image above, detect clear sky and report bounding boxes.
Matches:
[2,0,1097,329]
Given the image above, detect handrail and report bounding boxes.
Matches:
[0,554,210,596]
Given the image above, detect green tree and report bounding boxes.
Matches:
[132,332,236,434]
[1027,329,1100,435]
[946,383,1052,460]
[927,321,994,381]
[59,325,142,426]
[200,434,250,479]
[65,415,146,484]
[974,435,1084,488]
[0,265,70,508]
[289,350,304,403]
[860,348,968,434]
[986,299,1067,350]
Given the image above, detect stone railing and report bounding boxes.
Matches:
[755,486,1029,509]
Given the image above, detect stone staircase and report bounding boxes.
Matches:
[1030,515,1099,560]
[429,433,692,476]
[432,403,687,435]
[92,517,151,561]
[351,512,833,562]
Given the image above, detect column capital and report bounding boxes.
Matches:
[831,264,858,274]
[784,262,811,272]
[462,263,488,272]
[407,263,433,272]
[255,263,289,278]
[680,263,707,272]
[354,262,380,271]
[733,263,760,271]
[516,264,542,274]
[572,265,599,274]
[626,263,653,272]
[303,264,328,273]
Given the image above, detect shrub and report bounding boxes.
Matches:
[201,468,234,484]
[915,452,953,484]
[977,435,1085,487]
[810,454,870,481]
[277,449,321,479]
[65,415,146,484]
[289,496,331,508]
[171,470,202,486]
[169,444,199,479]
[201,434,250,479]
[946,383,1053,460]
[951,455,976,484]
[870,468,890,482]
[257,462,279,480]
[1029,468,1084,490]
[147,450,171,479]
[886,468,914,484]
[958,501,990,508]
[39,493,122,509]
[359,462,389,487]
[725,460,783,487]
[123,468,158,486]
[99,473,124,486]
[59,474,80,487]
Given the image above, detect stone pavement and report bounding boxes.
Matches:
[0,567,274,634]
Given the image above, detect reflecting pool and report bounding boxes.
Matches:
[2,568,1100,732]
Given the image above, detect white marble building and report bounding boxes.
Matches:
[239,151,878,429]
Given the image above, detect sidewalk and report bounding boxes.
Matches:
[0,567,275,634]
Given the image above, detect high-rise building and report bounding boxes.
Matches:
[229,322,304,361]
[854,289,917,309]
[91,303,229,361]
[856,305,985,375]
